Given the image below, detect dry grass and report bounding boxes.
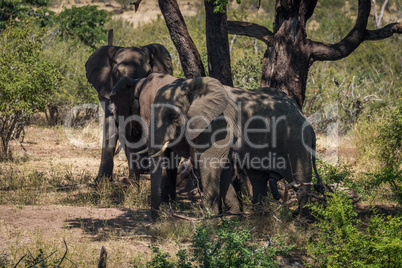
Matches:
[49,0,201,27]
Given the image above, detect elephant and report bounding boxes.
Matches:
[109,73,180,200]
[85,43,173,182]
[144,76,322,219]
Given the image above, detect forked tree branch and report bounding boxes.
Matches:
[310,0,371,61]
[310,0,401,62]
[227,21,274,46]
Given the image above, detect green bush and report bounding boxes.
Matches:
[145,219,293,267]
[232,53,262,89]
[0,0,52,29]
[353,102,402,204]
[0,22,61,158]
[306,191,402,267]
[56,5,110,49]
[316,159,353,185]
[371,103,402,204]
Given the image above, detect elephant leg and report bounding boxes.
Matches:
[292,157,313,218]
[127,153,141,187]
[220,165,241,213]
[97,114,118,182]
[199,153,222,215]
[269,172,283,200]
[246,169,268,204]
[161,149,177,202]
[295,185,312,218]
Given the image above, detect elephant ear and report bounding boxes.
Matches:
[141,44,173,75]
[185,77,229,140]
[85,45,121,100]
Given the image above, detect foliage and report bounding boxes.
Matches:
[146,245,192,268]
[192,219,289,267]
[316,159,353,185]
[371,103,402,204]
[306,191,402,267]
[41,38,97,125]
[146,219,293,267]
[0,251,11,268]
[0,0,52,29]
[22,248,60,267]
[0,23,61,158]
[207,0,242,13]
[56,5,109,49]
[352,102,402,204]
[232,52,262,89]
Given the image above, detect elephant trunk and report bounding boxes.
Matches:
[97,110,118,182]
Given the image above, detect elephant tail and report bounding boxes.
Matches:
[311,130,324,193]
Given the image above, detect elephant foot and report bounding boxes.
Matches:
[95,175,113,184]
[151,208,160,221]
[269,178,282,200]
[292,207,315,224]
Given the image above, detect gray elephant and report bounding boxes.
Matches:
[109,73,182,200]
[145,76,321,219]
[85,44,173,182]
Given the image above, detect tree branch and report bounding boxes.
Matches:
[227,21,274,46]
[365,22,402,40]
[310,0,372,61]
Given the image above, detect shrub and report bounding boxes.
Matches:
[0,0,52,29]
[56,5,110,49]
[371,103,402,204]
[146,219,293,267]
[306,191,402,267]
[232,53,262,89]
[0,22,61,159]
[353,102,402,204]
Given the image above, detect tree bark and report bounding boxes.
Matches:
[158,0,206,78]
[259,0,317,107]
[204,1,233,86]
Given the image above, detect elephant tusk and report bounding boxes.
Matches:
[286,181,314,189]
[107,131,118,140]
[150,141,170,158]
[136,148,149,155]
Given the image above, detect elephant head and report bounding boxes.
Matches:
[147,77,241,218]
[86,44,173,101]
[85,44,173,181]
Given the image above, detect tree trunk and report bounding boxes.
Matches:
[204,1,233,86]
[159,0,206,78]
[260,1,316,108]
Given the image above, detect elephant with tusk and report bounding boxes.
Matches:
[142,76,323,219]
[108,73,181,201]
